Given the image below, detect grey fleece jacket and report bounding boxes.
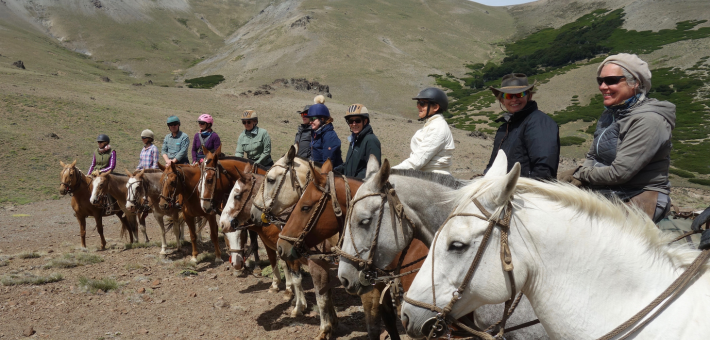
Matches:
[575,98,676,194]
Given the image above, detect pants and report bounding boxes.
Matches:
[628,191,671,224]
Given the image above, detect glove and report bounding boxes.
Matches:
[558,166,583,187]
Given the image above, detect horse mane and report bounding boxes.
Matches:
[219,156,270,172]
[390,169,468,189]
[134,169,163,175]
[452,177,703,269]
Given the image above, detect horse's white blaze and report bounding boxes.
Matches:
[89,176,102,204]
[219,181,241,229]
[224,231,243,269]
[125,177,139,210]
[199,166,210,212]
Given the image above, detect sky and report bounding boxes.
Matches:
[470,0,537,6]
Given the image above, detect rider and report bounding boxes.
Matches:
[136,129,159,170]
[559,53,676,223]
[161,115,190,166]
[235,110,274,167]
[294,104,312,159]
[88,134,116,176]
[485,73,560,180]
[192,114,222,164]
[392,88,455,175]
[333,104,381,179]
[306,95,343,167]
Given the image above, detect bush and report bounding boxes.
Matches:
[17,251,41,259]
[185,75,225,89]
[78,277,120,293]
[1,272,63,286]
[689,178,710,186]
[560,136,586,146]
[43,253,104,269]
[669,168,695,178]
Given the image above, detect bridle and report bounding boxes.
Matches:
[253,161,311,225]
[277,171,350,258]
[160,167,190,209]
[60,167,81,196]
[127,178,151,213]
[227,175,258,231]
[403,197,521,340]
[199,160,236,214]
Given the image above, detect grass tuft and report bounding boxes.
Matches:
[124,241,161,250]
[43,253,104,269]
[185,75,225,89]
[1,272,63,286]
[177,269,199,277]
[171,259,197,271]
[123,263,145,271]
[17,251,41,259]
[78,276,120,293]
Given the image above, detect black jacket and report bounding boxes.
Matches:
[484,101,560,180]
[333,124,381,179]
[294,124,312,159]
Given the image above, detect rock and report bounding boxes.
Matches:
[408,120,412,123]
[151,279,161,287]
[21,290,30,296]
[214,298,230,309]
[254,298,271,305]
[208,274,217,280]
[23,326,34,337]
[188,291,197,297]
[91,0,103,9]
[101,76,110,82]
[147,80,153,85]
[281,120,289,124]
[137,287,145,294]
[47,249,54,253]
[467,130,489,140]
[141,295,152,302]
[13,60,25,69]
[139,329,148,334]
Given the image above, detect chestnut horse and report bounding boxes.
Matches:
[89,172,145,243]
[59,160,131,249]
[276,160,402,340]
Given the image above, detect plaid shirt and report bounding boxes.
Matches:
[137,144,159,170]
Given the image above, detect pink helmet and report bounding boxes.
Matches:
[197,114,213,124]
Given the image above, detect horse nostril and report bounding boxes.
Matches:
[277,245,283,258]
[340,277,349,289]
[402,312,410,329]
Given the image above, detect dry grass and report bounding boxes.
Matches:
[123,263,145,271]
[124,241,162,250]
[78,276,121,293]
[16,251,41,259]
[1,272,64,286]
[43,253,104,269]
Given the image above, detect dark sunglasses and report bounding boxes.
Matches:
[309,117,319,122]
[300,112,309,117]
[416,100,429,107]
[197,121,207,125]
[502,91,528,100]
[242,120,255,125]
[596,76,626,86]
[141,137,150,139]
[347,118,363,125]
[167,123,179,127]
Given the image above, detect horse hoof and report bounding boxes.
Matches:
[269,286,280,293]
[283,291,294,301]
[190,256,198,263]
[291,308,303,317]
[313,331,330,340]
[214,257,224,265]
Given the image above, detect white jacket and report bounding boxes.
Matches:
[392,114,455,175]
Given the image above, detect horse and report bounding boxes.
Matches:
[401,150,710,340]
[276,159,404,340]
[218,165,309,317]
[89,172,145,243]
[125,168,188,255]
[336,156,548,339]
[58,160,131,249]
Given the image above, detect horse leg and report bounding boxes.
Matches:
[96,214,108,250]
[77,215,88,249]
[195,216,206,243]
[308,259,338,340]
[362,284,383,340]
[154,213,168,255]
[378,288,401,340]
[129,214,140,243]
[207,215,222,263]
[184,214,198,262]
[282,260,295,301]
[287,261,307,317]
[248,230,261,266]
[138,212,149,243]
[264,247,281,293]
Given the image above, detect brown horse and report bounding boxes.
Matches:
[58,160,131,249]
[275,160,403,340]
[89,172,145,243]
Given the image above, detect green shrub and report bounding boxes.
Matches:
[185,75,225,89]
[689,178,710,186]
[669,168,695,178]
[560,136,586,146]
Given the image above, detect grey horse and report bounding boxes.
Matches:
[337,155,549,340]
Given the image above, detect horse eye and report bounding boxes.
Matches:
[359,219,371,226]
[448,241,467,252]
[234,194,242,200]
[267,178,276,184]
[301,206,311,212]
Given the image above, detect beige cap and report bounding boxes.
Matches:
[241,110,258,120]
[141,129,154,139]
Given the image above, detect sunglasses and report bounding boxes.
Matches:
[502,91,528,100]
[242,120,255,125]
[167,123,179,127]
[347,118,363,125]
[416,100,429,107]
[596,76,626,86]
[300,112,309,117]
[309,117,319,122]
[198,121,207,125]
[141,137,150,140]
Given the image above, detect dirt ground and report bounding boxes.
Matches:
[0,198,396,340]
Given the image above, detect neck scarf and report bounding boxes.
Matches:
[98,145,112,154]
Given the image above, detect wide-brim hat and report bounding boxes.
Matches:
[297,105,311,114]
[489,73,537,97]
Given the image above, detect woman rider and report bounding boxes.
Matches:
[161,115,190,166]
[136,129,159,170]
[392,88,454,175]
[294,104,312,159]
[560,53,676,223]
[192,114,222,164]
[88,134,116,176]
[235,110,274,167]
[306,95,343,167]
[333,104,381,179]
[484,73,560,180]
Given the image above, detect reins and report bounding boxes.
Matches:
[199,160,237,213]
[253,161,311,225]
[127,178,151,213]
[60,167,82,196]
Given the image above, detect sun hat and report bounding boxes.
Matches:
[197,114,214,124]
[489,73,537,97]
[140,129,154,139]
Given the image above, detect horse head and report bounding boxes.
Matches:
[59,160,79,195]
[159,162,182,210]
[199,145,223,214]
[89,171,111,205]
[125,169,145,213]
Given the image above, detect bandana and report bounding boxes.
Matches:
[98,144,112,153]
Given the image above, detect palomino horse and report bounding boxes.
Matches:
[276,160,402,340]
[125,168,187,255]
[218,166,309,317]
[158,162,222,263]
[89,172,145,243]
[59,160,131,249]
[402,151,710,339]
[337,156,547,339]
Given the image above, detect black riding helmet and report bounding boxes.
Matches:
[96,134,110,143]
[413,87,448,121]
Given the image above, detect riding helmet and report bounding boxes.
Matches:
[412,87,448,113]
[344,104,369,123]
[96,134,110,143]
[167,115,181,125]
[306,95,330,118]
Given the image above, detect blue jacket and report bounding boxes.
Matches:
[310,123,343,167]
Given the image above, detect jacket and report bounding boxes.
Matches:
[192,131,222,163]
[310,123,343,167]
[333,124,382,179]
[88,149,116,174]
[575,98,676,194]
[294,124,312,159]
[392,114,455,175]
[235,126,273,167]
[484,101,560,180]
[162,131,190,164]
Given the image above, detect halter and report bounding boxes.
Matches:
[160,167,189,210]
[60,167,81,196]
[127,177,151,213]
[277,171,350,258]
[91,175,120,216]
[226,175,258,231]
[199,160,236,213]
[253,161,311,225]
[403,197,518,340]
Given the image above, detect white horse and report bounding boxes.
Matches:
[402,150,710,339]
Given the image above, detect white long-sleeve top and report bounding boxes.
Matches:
[392,114,455,175]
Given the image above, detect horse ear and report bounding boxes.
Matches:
[138,169,145,178]
[70,159,77,167]
[321,159,333,174]
[484,162,520,207]
[287,145,296,163]
[365,155,380,179]
[158,162,166,171]
[244,163,253,175]
[214,144,222,157]
[60,161,66,167]
[371,159,390,190]
[312,162,327,188]
[125,168,133,177]
[485,150,509,178]
[202,145,209,156]
[234,166,244,181]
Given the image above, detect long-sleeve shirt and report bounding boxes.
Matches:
[392,114,455,175]
[235,126,273,167]
[161,131,190,164]
[88,150,116,174]
[192,131,222,163]
[136,144,160,170]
